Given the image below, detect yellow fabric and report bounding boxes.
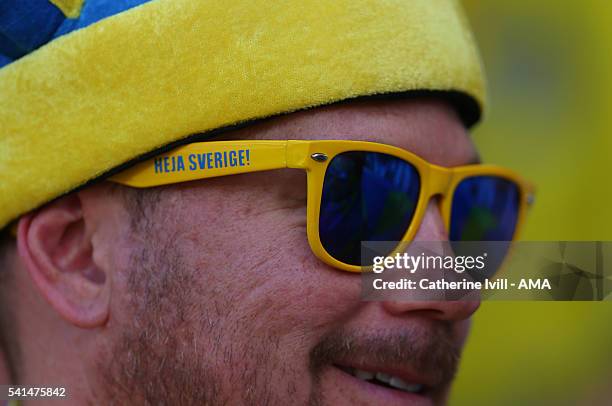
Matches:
[48,0,84,18]
[0,0,486,229]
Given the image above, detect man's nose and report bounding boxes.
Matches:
[381,199,480,322]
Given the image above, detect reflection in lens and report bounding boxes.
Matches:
[319,152,420,266]
[449,176,521,280]
[450,176,520,241]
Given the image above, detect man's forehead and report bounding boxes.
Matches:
[225,97,480,167]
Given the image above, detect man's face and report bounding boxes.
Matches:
[92,98,480,405]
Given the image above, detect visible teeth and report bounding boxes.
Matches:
[354,369,375,380]
[389,377,423,393]
[375,372,392,383]
[346,368,424,394]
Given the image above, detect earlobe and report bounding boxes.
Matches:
[16,194,110,328]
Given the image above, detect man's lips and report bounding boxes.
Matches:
[310,325,459,404]
[333,358,437,395]
[328,364,437,406]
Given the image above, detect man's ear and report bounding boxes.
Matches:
[16,193,110,328]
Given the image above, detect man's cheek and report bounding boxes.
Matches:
[228,258,362,359]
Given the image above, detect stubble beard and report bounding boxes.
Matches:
[96,233,312,406]
[95,200,460,406]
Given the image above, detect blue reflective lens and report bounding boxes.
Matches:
[450,176,520,241]
[319,152,420,266]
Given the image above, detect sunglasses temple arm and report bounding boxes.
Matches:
[109,141,291,188]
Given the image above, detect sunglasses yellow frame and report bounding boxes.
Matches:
[109,140,535,273]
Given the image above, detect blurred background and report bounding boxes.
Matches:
[452,1,612,405]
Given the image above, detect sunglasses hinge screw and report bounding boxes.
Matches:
[527,193,535,206]
[311,153,328,162]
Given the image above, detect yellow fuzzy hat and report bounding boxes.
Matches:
[0,0,486,229]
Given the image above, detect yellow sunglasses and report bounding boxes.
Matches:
[109,140,535,273]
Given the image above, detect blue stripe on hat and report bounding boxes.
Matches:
[0,0,152,68]
[0,0,65,62]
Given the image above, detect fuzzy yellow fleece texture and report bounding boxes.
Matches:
[0,0,486,229]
